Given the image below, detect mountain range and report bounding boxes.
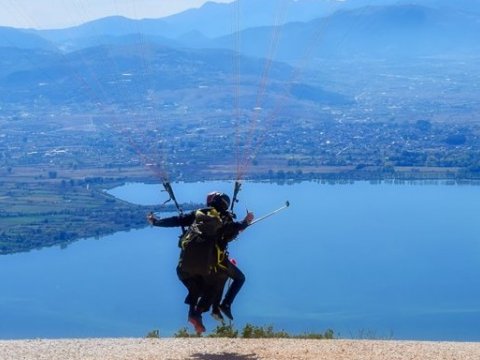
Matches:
[1,0,479,107]
[1,1,478,59]
[32,0,480,41]
[214,4,480,62]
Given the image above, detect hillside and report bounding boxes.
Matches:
[0,26,54,50]
[29,0,480,42]
[0,42,346,107]
[14,1,477,58]
[210,4,480,62]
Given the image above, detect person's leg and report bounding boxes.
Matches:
[196,272,219,316]
[176,267,206,333]
[210,270,229,322]
[219,261,245,320]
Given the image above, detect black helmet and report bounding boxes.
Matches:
[206,192,230,212]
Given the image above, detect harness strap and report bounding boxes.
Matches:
[216,244,228,270]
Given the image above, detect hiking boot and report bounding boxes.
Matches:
[211,307,224,323]
[219,303,234,321]
[188,313,206,334]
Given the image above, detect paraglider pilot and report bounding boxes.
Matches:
[147,191,253,334]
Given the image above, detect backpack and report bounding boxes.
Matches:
[178,207,222,276]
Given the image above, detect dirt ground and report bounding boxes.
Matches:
[1,338,480,360]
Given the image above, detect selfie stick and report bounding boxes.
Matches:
[248,201,290,226]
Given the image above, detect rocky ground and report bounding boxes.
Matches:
[1,338,480,360]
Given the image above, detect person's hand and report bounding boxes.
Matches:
[243,212,254,225]
[147,212,156,225]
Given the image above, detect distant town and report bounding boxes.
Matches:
[2,58,480,185]
[2,19,480,254]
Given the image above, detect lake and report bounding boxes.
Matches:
[1,180,480,340]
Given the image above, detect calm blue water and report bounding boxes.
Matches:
[1,181,480,340]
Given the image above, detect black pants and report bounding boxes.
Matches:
[213,259,245,308]
[176,266,216,313]
[176,267,203,306]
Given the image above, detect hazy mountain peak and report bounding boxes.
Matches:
[0,26,57,50]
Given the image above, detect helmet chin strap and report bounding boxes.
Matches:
[220,198,230,210]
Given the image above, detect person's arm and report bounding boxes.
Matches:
[222,212,254,240]
[147,211,195,228]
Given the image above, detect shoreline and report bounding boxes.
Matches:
[1,338,480,360]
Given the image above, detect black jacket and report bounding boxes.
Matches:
[151,208,248,274]
[151,208,248,247]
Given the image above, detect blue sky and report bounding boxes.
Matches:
[0,0,235,29]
